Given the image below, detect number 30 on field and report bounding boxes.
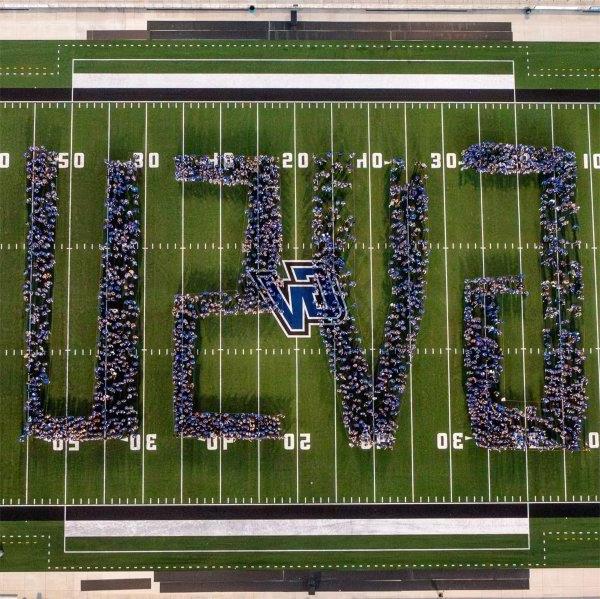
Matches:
[436,432,464,450]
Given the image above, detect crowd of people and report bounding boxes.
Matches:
[87,159,141,440]
[22,146,60,440]
[172,154,284,440]
[172,294,283,439]
[463,276,533,449]
[22,150,140,441]
[462,142,587,450]
[313,153,430,449]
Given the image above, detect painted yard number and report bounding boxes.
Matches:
[283,433,311,450]
[57,152,85,169]
[203,433,311,450]
[205,437,234,450]
[132,152,160,169]
[52,433,156,451]
[0,152,161,170]
[436,432,465,450]
[583,153,600,170]
[430,152,459,169]
[282,152,309,169]
[128,434,157,451]
[283,152,389,170]
[51,439,80,451]
[356,153,385,169]
[588,432,600,449]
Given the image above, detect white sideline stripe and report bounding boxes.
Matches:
[65,518,528,538]
[72,73,515,91]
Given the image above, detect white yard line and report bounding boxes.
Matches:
[330,103,338,503]
[103,103,111,505]
[586,104,600,418]
[141,102,148,502]
[440,104,454,502]
[256,103,261,503]
[549,104,568,501]
[24,102,37,505]
[476,104,493,503]
[219,103,223,504]
[293,103,300,503]
[366,104,377,502]
[179,103,185,505]
[404,103,415,503]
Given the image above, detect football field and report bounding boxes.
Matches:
[0,39,599,571]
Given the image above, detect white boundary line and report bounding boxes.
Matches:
[14,95,597,514]
[586,104,600,419]
[74,59,514,64]
[64,543,530,555]
[366,103,377,502]
[329,103,338,503]
[440,104,454,502]
[179,103,185,505]
[141,103,148,502]
[219,102,223,504]
[102,104,111,505]
[256,103,262,504]
[476,104,493,503]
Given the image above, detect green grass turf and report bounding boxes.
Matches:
[0,518,598,571]
[0,40,599,89]
[0,40,599,570]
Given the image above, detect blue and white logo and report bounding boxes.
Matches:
[252,260,347,338]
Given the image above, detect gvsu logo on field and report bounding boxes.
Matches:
[252,260,347,338]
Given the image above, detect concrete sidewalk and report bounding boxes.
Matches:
[0,8,598,41]
[0,567,599,599]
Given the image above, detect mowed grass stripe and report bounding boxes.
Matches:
[0,104,32,502]
[295,103,337,502]
[218,104,260,503]
[370,103,414,502]
[101,104,145,504]
[64,105,107,504]
[180,102,221,504]
[477,104,529,502]
[406,105,452,502]
[443,104,491,501]
[143,104,185,502]
[73,59,514,77]
[257,103,297,503]
[27,104,71,504]
[330,104,376,502]
[516,104,564,501]
[555,104,600,501]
